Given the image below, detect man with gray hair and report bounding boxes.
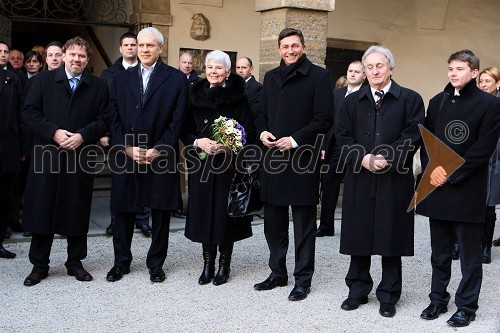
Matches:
[107,27,188,283]
[336,45,424,317]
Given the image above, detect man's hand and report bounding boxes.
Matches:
[361,154,388,172]
[145,148,160,162]
[52,129,72,145]
[59,132,84,150]
[430,166,447,187]
[275,137,293,151]
[260,131,277,148]
[125,146,147,163]
[99,136,110,147]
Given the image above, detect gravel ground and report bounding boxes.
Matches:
[1,214,499,333]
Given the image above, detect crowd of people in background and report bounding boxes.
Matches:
[0,26,499,329]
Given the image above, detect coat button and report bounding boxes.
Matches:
[204,119,208,124]
[136,105,139,109]
[451,99,455,103]
[369,113,373,117]
[366,132,370,137]
[376,132,380,136]
[131,127,135,132]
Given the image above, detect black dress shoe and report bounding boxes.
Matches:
[420,304,448,320]
[446,310,475,327]
[340,296,369,310]
[493,237,500,247]
[482,244,492,264]
[254,276,288,290]
[0,246,16,259]
[149,267,165,282]
[316,229,335,237]
[106,266,130,282]
[68,267,93,281]
[379,303,396,317]
[105,224,113,236]
[24,271,48,286]
[288,285,310,301]
[138,224,152,237]
[23,232,32,237]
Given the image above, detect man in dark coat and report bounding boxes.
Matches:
[22,37,109,286]
[416,50,500,327]
[317,60,365,237]
[336,46,424,317]
[107,27,188,283]
[0,41,23,258]
[100,32,152,238]
[236,57,262,117]
[253,28,333,301]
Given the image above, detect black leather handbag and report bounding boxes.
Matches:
[227,167,264,218]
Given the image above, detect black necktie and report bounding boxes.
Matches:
[375,90,384,110]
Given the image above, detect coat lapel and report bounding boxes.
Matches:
[127,67,141,105]
[143,62,171,107]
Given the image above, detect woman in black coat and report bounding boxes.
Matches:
[182,50,256,286]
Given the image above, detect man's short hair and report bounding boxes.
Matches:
[138,27,164,46]
[45,41,63,50]
[362,45,395,69]
[243,57,253,67]
[349,60,364,73]
[447,49,480,71]
[63,36,92,57]
[0,40,10,50]
[278,28,305,47]
[119,32,137,45]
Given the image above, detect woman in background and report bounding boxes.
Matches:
[478,66,500,262]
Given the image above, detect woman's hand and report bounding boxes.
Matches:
[196,138,220,155]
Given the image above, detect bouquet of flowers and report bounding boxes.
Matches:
[198,116,246,160]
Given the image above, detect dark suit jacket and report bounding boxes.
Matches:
[109,60,188,212]
[0,69,23,173]
[245,75,262,116]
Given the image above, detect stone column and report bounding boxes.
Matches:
[130,0,173,62]
[255,0,334,81]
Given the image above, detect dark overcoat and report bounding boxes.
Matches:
[101,57,128,91]
[182,74,256,245]
[22,67,109,236]
[337,81,424,256]
[254,56,333,206]
[245,75,262,116]
[0,69,23,174]
[109,61,188,212]
[416,81,500,222]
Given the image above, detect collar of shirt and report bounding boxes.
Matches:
[123,60,138,69]
[370,81,392,100]
[27,72,37,79]
[140,62,156,74]
[454,88,460,96]
[65,70,82,81]
[245,76,252,83]
[346,84,362,96]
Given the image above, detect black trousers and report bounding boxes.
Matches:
[113,209,171,269]
[28,233,87,273]
[345,255,402,305]
[429,218,482,314]
[318,153,344,233]
[0,172,18,242]
[482,205,496,245]
[264,204,316,287]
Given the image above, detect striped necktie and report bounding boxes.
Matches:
[70,77,79,92]
[375,90,384,110]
